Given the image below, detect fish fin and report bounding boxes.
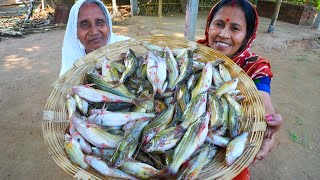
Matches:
[212,59,225,67]
[146,92,155,100]
[65,123,71,134]
[155,168,171,179]
[133,97,149,108]
[175,125,187,137]
[101,103,107,111]
[196,121,207,138]
[108,80,121,87]
[84,83,96,87]
[207,131,215,144]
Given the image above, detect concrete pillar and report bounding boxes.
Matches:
[184,0,198,41]
[130,0,138,16]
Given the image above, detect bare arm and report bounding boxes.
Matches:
[254,91,282,163]
[260,91,275,114]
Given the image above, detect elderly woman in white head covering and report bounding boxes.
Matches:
[60,0,129,76]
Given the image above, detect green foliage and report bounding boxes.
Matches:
[289,130,301,143]
[283,0,319,8]
[294,54,308,62]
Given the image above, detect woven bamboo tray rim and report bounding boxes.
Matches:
[42,35,266,180]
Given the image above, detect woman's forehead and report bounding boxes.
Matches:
[78,3,106,20]
[213,6,246,24]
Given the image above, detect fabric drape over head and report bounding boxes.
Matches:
[60,0,129,76]
[197,0,273,80]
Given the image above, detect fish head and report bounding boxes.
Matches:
[143,139,156,152]
[72,86,81,94]
[142,130,156,145]
[111,151,126,168]
[64,133,72,141]
[87,114,98,123]
[84,155,96,164]
[64,141,73,151]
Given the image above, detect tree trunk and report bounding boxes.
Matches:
[184,0,198,41]
[158,0,162,17]
[112,0,121,18]
[268,0,282,33]
[313,10,320,30]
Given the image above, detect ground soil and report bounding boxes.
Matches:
[0,12,320,180]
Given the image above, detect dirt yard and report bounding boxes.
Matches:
[0,12,320,180]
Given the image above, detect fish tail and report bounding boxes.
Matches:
[84,83,96,87]
[110,81,121,88]
[154,167,171,179]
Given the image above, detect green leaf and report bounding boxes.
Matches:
[289,131,301,143]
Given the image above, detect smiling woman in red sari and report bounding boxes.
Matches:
[198,0,283,179]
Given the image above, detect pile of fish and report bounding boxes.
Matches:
[64,42,250,179]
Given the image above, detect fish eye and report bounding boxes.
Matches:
[144,142,152,149]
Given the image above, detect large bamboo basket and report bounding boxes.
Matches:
[42,35,266,180]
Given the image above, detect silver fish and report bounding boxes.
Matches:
[71,116,122,148]
[164,47,179,90]
[85,155,135,179]
[191,62,213,99]
[64,134,89,169]
[119,49,139,84]
[225,132,249,166]
[168,113,209,174]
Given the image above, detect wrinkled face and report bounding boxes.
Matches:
[208,6,247,57]
[77,3,110,53]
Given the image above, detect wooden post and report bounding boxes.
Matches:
[180,0,187,14]
[158,0,162,17]
[313,11,320,30]
[41,0,44,11]
[267,0,282,33]
[184,0,199,41]
[130,0,138,16]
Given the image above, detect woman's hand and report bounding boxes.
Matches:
[264,114,282,138]
[254,113,282,163]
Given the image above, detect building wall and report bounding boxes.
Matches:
[257,0,317,26]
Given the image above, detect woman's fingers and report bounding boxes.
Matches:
[264,113,283,138]
[265,114,283,127]
[254,114,282,163]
